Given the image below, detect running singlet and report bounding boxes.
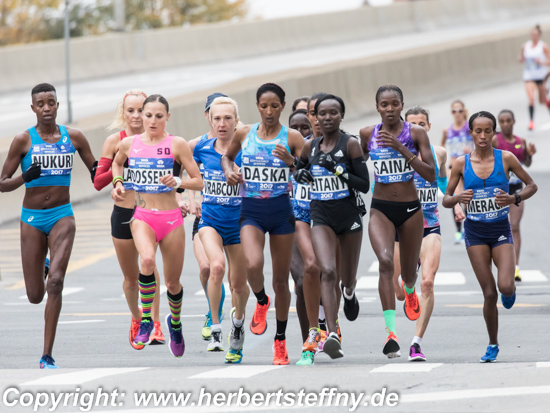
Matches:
[463,149,509,222]
[197,134,208,178]
[125,134,180,194]
[21,125,75,188]
[194,137,242,221]
[308,133,365,209]
[523,40,548,81]
[414,145,439,228]
[496,133,524,185]
[446,123,473,159]
[241,123,292,199]
[291,135,311,209]
[368,122,417,184]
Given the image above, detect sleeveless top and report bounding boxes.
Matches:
[193,137,242,222]
[125,134,181,194]
[307,132,365,211]
[496,133,525,185]
[414,145,439,228]
[241,123,292,199]
[446,122,473,159]
[523,40,548,81]
[21,125,75,188]
[368,122,417,184]
[464,149,509,222]
[290,135,311,210]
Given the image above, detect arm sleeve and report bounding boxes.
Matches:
[93,157,114,191]
[339,156,370,193]
[437,175,448,195]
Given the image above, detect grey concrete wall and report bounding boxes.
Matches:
[1,22,545,224]
[0,0,549,93]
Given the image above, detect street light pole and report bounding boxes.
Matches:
[64,0,73,123]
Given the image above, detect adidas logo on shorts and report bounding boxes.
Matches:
[497,235,507,242]
[350,222,360,230]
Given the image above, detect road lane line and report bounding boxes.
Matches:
[400,385,550,403]
[58,320,105,324]
[446,304,545,308]
[370,363,443,373]
[22,368,149,385]
[188,365,286,379]
[536,362,550,368]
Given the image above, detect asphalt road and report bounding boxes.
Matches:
[1,80,550,412]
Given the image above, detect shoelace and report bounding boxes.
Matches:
[254,302,269,322]
[274,341,286,357]
[307,329,319,344]
[138,321,153,335]
[42,355,55,365]
[169,325,182,344]
[212,331,222,343]
[412,343,421,353]
[203,314,211,328]
[407,290,419,309]
[232,324,242,341]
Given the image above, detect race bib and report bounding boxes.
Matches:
[466,186,509,222]
[310,164,349,201]
[371,148,414,183]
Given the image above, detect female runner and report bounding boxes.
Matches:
[112,95,202,358]
[443,111,537,362]
[359,84,435,358]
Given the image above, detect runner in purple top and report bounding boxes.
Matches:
[492,109,537,282]
[359,84,435,359]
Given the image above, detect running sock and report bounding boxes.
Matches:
[254,288,269,306]
[211,323,221,332]
[138,273,156,322]
[383,309,396,334]
[275,319,288,341]
[516,265,520,270]
[167,288,183,330]
[318,305,325,321]
[233,315,244,328]
[412,336,422,346]
[529,105,534,121]
[404,283,415,294]
[342,286,354,300]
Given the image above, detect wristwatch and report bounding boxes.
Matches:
[514,193,522,206]
[334,165,344,177]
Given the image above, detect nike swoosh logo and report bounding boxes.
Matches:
[413,306,420,314]
[250,318,260,329]
[430,228,438,232]
[407,207,419,212]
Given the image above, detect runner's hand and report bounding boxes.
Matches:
[272,144,294,166]
[226,168,242,187]
[318,153,337,173]
[454,204,465,222]
[527,142,537,156]
[22,162,41,182]
[376,130,403,152]
[294,169,313,184]
[111,182,125,202]
[457,189,473,205]
[178,201,190,218]
[495,189,514,207]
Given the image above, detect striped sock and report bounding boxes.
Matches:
[168,288,183,330]
[138,273,156,322]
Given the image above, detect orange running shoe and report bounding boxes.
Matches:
[383,328,401,358]
[302,328,321,352]
[150,321,165,345]
[336,319,342,343]
[402,281,421,321]
[273,339,289,365]
[130,315,145,350]
[250,296,270,335]
[528,120,535,131]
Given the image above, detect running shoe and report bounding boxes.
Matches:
[528,120,535,131]
[129,313,145,350]
[501,292,516,309]
[515,268,522,282]
[318,328,328,353]
[165,314,185,357]
[336,319,342,343]
[273,339,289,365]
[302,327,321,353]
[225,348,243,364]
[341,282,360,321]
[480,345,499,363]
[208,328,224,352]
[409,343,426,361]
[402,281,421,321]
[228,307,245,351]
[323,332,344,359]
[202,312,212,341]
[44,257,50,280]
[296,351,314,366]
[150,321,165,345]
[39,354,58,369]
[383,328,401,358]
[250,295,270,335]
[134,320,154,346]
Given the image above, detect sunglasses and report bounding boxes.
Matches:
[452,109,464,114]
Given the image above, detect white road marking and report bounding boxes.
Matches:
[518,270,548,282]
[22,368,149,385]
[5,301,84,306]
[356,276,378,290]
[194,282,232,296]
[536,362,550,368]
[19,287,84,300]
[434,272,466,286]
[400,385,550,403]
[188,365,285,379]
[58,320,104,324]
[370,363,443,373]
[368,261,379,273]
[538,122,550,131]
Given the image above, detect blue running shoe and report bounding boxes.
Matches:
[134,320,154,346]
[480,345,499,363]
[501,292,516,309]
[44,258,50,280]
[40,354,58,369]
[166,314,185,357]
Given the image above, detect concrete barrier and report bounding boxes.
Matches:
[1,0,549,93]
[1,22,546,224]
